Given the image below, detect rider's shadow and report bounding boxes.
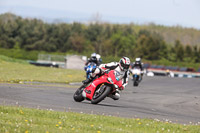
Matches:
[82,101,129,108]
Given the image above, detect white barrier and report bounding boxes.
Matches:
[146,68,200,78]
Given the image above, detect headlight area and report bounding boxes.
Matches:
[107,77,119,89]
[107,77,114,84]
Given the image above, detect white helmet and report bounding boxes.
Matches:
[136,58,141,62]
[119,57,131,71]
[90,53,97,63]
[91,53,97,58]
[135,57,141,65]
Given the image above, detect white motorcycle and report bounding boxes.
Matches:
[131,68,142,86]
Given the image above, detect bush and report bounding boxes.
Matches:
[0,48,39,60]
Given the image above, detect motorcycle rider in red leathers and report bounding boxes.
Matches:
[83,57,131,100]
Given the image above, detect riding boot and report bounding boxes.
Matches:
[109,89,120,100]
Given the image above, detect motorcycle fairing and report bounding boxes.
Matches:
[83,70,123,100]
[83,75,109,100]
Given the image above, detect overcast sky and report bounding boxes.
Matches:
[0,0,200,29]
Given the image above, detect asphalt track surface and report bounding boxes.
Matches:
[0,76,200,124]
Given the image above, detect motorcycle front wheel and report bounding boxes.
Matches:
[133,81,139,86]
[91,84,112,104]
[73,84,85,102]
[133,75,139,86]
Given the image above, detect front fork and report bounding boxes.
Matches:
[133,75,138,81]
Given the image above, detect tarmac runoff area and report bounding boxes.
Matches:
[0,76,200,124]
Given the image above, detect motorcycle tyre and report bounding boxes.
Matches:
[73,84,85,102]
[133,81,139,87]
[91,86,112,104]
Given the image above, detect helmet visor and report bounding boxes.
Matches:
[121,63,130,70]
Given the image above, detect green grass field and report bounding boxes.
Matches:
[1,105,200,133]
[0,55,85,84]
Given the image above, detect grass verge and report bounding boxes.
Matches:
[0,55,85,84]
[0,105,200,133]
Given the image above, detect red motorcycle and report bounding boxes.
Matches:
[73,70,123,104]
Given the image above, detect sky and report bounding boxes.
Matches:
[0,0,200,29]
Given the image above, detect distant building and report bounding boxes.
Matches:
[65,55,87,69]
[31,54,87,69]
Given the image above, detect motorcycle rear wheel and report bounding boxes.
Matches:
[73,84,85,102]
[91,85,111,104]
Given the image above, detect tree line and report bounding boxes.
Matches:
[0,13,200,63]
